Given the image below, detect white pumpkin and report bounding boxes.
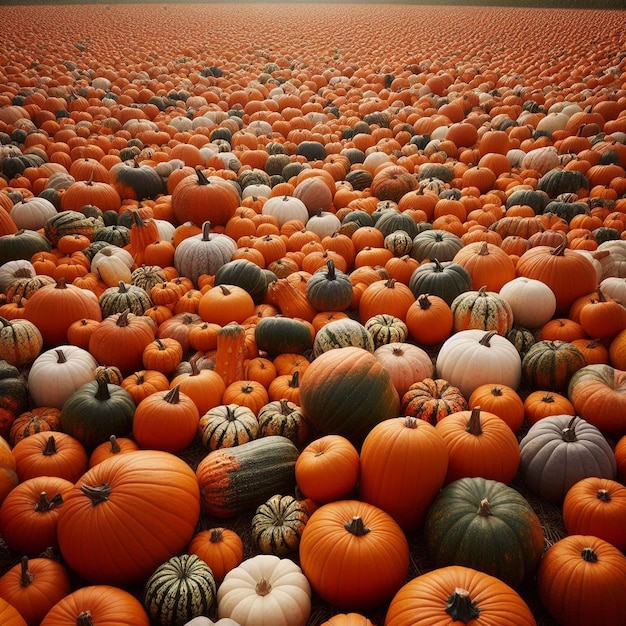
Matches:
[598,240,626,277]
[10,197,57,230]
[0,259,36,292]
[91,246,134,287]
[28,344,99,409]
[305,211,341,239]
[600,276,626,304]
[498,276,556,329]
[183,617,240,626]
[261,195,309,227]
[217,554,311,626]
[570,249,615,282]
[374,342,434,398]
[436,329,522,398]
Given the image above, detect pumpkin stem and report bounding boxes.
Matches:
[278,398,292,415]
[163,384,181,404]
[289,370,300,388]
[77,610,95,626]
[116,309,131,327]
[479,331,498,347]
[95,378,111,402]
[210,528,224,543]
[20,555,33,588]
[478,241,490,256]
[432,258,444,272]
[597,489,611,502]
[477,498,492,516]
[200,221,213,241]
[418,294,432,310]
[466,406,483,436]
[403,416,419,429]
[55,278,68,289]
[108,434,122,454]
[55,348,67,364]
[445,588,481,623]
[43,435,58,456]
[80,483,112,504]
[218,285,231,296]
[117,281,129,293]
[256,578,272,597]
[542,392,555,403]
[13,266,34,279]
[562,416,579,442]
[345,515,370,536]
[35,491,63,512]
[552,239,568,256]
[195,167,210,186]
[326,259,336,280]
[581,547,598,562]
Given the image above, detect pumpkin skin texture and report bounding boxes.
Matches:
[0,597,26,626]
[217,554,311,626]
[384,565,537,626]
[299,500,409,611]
[321,614,375,626]
[359,416,448,532]
[567,364,626,435]
[299,346,400,443]
[562,477,626,552]
[401,378,468,424]
[143,553,217,626]
[195,435,299,519]
[537,535,626,626]
[451,286,514,335]
[436,330,522,399]
[424,477,545,588]
[519,415,617,504]
[40,584,150,626]
[56,450,200,587]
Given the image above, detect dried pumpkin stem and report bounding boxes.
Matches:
[581,547,598,562]
[445,588,481,623]
[256,578,272,596]
[477,498,492,516]
[80,483,112,505]
[466,406,483,436]
[35,491,63,511]
[345,515,370,536]
[77,610,95,626]
[562,416,578,442]
[20,556,33,588]
[43,435,58,456]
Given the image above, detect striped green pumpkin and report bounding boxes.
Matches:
[44,210,104,245]
[451,286,514,335]
[198,404,259,451]
[364,313,408,348]
[313,317,374,357]
[98,281,152,317]
[195,435,299,519]
[251,494,309,556]
[522,340,586,392]
[408,258,473,306]
[143,553,217,626]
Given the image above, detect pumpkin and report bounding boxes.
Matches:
[373,342,434,398]
[467,384,525,432]
[451,286,514,335]
[215,258,269,304]
[522,339,586,393]
[401,378,468,424]
[567,364,626,435]
[385,565,537,626]
[562,477,626,552]
[0,597,27,626]
[57,450,200,587]
[299,499,409,611]
[408,258,473,306]
[306,260,353,312]
[0,475,74,557]
[452,241,516,292]
[295,434,360,504]
[9,407,61,446]
[253,315,314,357]
[537,535,626,626]
[359,416,448,532]
[44,210,104,245]
[133,385,199,453]
[257,399,309,446]
[0,556,72,626]
[196,435,299,519]
[498,277,557,329]
[187,528,244,585]
[88,434,140,468]
[299,346,400,443]
[217,554,311,626]
[0,317,42,367]
[523,389,575,425]
[0,360,28,438]
[313,318,375,357]
[143,553,217,626]
[98,281,152,317]
[424,477,545,588]
[0,229,52,265]
[170,360,226,416]
[40,585,150,626]
[320,614,375,626]
[435,406,520,485]
[198,403,259,451]
[60,379,135,450]
[519,415,617,503]
[436,330,522,398]
[364,314,408,348]
[251,494,309,556]
[410,230,464,263]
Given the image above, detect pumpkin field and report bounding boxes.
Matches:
[0,1,625,625]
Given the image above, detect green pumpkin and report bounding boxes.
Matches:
[60,378,136,449]
[253,316,313,357]
[537,168,589,198]
[408,259,473,306]
[522,340,586,392]
[312,318,374,357]
[0,229,52,265]
[505,189,549,214]
[214,258,268,304]
[44,210,104,245]
[305,260,353,312]
[374,209,420,239]
[424,476,545,588]
[542,199,589,224]
[0,360,28,438]
[94,225,131,247]
[99,282,152,317]
[410,230,464,263]
[143,553,217,626]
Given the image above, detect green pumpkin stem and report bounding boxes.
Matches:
[477,498,492,516]
[164,384,181,404]
[77,610,95,626]
[445,588,481,623]
[35,491,63,511]
[80,483,112,504]
[562,416,579,442]
[95,378,111,402]
[20,555,33,588]
[581,547,598,562]
[466,406,483,436]
[345,515,370,536]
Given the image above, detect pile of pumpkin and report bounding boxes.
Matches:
[0,3,625,626]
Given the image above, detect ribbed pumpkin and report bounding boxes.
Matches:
[306,260,353,312]
[198,403,259,451]
[519,415,617,503]
[98,281,152,317]
[359,416,448,532]
[424,477,545,588]
[312,318,374,357]
[299,346,400,443]
[187,527,244,585]
[452,241,516,292]
[56,450,200,587]
[385,565,536,626]
[451,286,514,335]
[401,378,468,424]
[299,500,409,611]
[251,494,309,556]
[408,259,473,306]
[253,315,314,357]
[0,317,42,367]
[522,339,586,392]
[143,553,217,626]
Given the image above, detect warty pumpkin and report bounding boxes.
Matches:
[401,378,468,424]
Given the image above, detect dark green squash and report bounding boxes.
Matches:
[408,258,473,306]
[44,210,104,245]
[424,476,545,588]
[195,435,299,519]
[60,378,136,449]
[98,281,152,317]
[0,229,52,265]
[0,360,28,438]
[537,168,589,198]
[253,315,313,357]
[305,260,353,312]
[214,258,268,304]
[522,339,586,392]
